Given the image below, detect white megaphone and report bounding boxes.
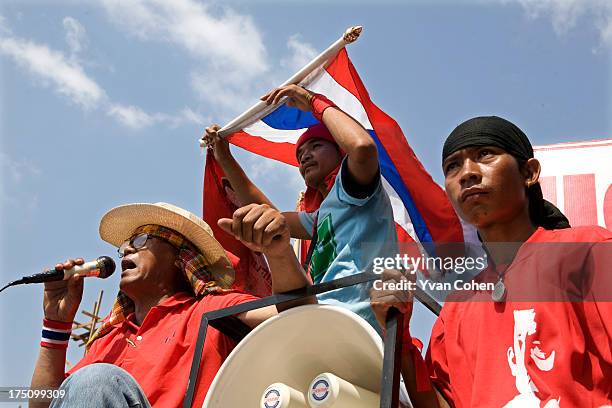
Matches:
[203,304,390,408]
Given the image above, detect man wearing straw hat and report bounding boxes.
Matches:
[30,202,312,408]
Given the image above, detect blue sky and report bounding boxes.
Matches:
[0,0,610,394]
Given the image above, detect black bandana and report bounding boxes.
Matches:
[442,116,570,230]
[442,116,533,162]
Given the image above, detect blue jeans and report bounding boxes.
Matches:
[51,363,151,408]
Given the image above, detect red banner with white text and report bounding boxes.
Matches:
[534,139,612,230]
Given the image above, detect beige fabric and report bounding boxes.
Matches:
[99,202,234,287]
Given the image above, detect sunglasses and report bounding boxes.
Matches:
[118,233,174,258]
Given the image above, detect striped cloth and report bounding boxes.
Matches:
[228,48,464,250]
[42,319,72,349]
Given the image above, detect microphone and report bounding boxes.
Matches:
[0,256,116,292]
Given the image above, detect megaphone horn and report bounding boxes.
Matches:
[203,305,384,407]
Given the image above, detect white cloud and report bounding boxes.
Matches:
[246,155,304,199]
[0,35,105,109]
[190,70,260,113]
[0,15,11,35]
[0,153,41,184]
[63,16,88,56]
[107,104,155,129]
[190,34,318,115]
[99,0,271,113]
[178,107,207,125]
[0,4,324,132]
[517,0,612,47]
[100,0,268,75]
[281,34,318,72]
[108,104,208,129]
[0,152,41,214]
[0,31,204,130]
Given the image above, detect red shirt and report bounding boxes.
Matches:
[425,226,612,407]
[68,291,258,408]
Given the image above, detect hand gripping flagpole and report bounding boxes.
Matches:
[198,25,363,146]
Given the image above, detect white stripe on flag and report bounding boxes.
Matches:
[243,69,373,143]
[382,177,418,242]
[243,121,305,144]
[305,69,373,130]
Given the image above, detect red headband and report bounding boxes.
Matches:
[295,124,339,160]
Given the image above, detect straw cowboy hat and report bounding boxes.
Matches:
[99,202,235,287]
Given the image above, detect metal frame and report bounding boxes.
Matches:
[182,272,441,408]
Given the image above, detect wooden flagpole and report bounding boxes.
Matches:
[199,25,363,145]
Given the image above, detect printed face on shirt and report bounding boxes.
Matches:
[442,146,533,229]
[297,138,342,189]
[119,235,186,298]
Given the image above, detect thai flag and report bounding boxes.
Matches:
[227,48,463,247]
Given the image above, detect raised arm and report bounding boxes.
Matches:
[261,84,379,187]
[30,259,85,408]
[204,125,275,208]
[203,126,310,239]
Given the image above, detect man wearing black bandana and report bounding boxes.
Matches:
[371,116,612,407]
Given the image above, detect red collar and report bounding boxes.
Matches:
[122,292,196,329]
[302,164,341,213]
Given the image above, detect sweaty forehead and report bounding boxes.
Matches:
[443,145,487,161]
[442,116,533,163]
[297,138,326,158]
[443,145,509,164]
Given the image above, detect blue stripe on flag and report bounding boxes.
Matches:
[368,131,433,244]
[261,104,319,130]
[256,106,435,244]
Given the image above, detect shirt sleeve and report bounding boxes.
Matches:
[340,157,381,199]
[425,315,454,405]
[336,157,382,206]
[200,291,260,311]
[298,210,316,237]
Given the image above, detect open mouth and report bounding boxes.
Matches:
[121,258,137,272]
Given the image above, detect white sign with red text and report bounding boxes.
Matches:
[534,139,612,230]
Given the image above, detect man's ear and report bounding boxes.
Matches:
[522,158,541,187]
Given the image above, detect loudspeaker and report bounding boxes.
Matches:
[307,372,380,407]
[203,304,384,407]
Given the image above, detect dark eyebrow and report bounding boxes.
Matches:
[297,139,315,160]
[442,151,461,166]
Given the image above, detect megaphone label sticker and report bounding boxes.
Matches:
[311,379,330,401]
[263,389,281,408]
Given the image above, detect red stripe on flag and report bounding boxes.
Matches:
[325,49,361,100]
[396,224,416,245]
[203,152,272,297]
[328,49,463,243]
[230,131,299,166]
